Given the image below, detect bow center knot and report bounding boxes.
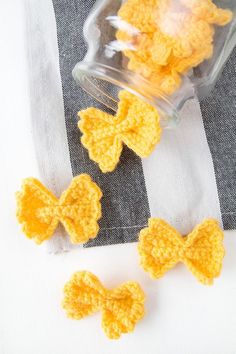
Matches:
[176,245,186,260]
[37,205,65,221]
[97,118,137,139]
[37,205,86,222]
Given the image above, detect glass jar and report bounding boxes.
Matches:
[73,0,236,127]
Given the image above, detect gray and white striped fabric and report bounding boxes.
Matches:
[25,0,236,253]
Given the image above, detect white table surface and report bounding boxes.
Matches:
[1,1,236,354]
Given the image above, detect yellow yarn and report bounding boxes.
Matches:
[78,90,162,173]
[138,218,225,285]
[117,0,232,95]
[16,174,102,244]
[62,271,145,339]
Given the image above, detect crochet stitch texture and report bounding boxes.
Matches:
[117,0,232,95]
[78,90,162,173]
[16,174,102,244]
[138,218,225,285]
[62,271,145,339]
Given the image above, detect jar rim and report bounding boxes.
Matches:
[72,61,182,128]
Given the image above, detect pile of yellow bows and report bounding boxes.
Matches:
[77,1,232,174]
[117,0,232,95]
[16,174,225,339]
[60,218,224,339]
[15,0,232,343]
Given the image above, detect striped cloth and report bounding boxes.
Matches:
[25,0,236,253]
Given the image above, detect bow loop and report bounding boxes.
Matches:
[16,174,102,245]
[183,219,225,284]
[118,91,162,158]
[78,91,162,173]
[139,218,184,279]
[138,218,224,285]
[79,108,123,173]
[102,281,145,339]
[62,272,106,319]
[58,175,102,244]
[16,178,59,244]
[62,271,145,339]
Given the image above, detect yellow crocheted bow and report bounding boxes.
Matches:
[62,271,145,339]
[16,174,102,245]
[78,90,162,173]
[138,218,224,285]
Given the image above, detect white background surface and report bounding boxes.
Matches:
[1,1,236,354]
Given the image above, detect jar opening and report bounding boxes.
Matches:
[73,61,182,128]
